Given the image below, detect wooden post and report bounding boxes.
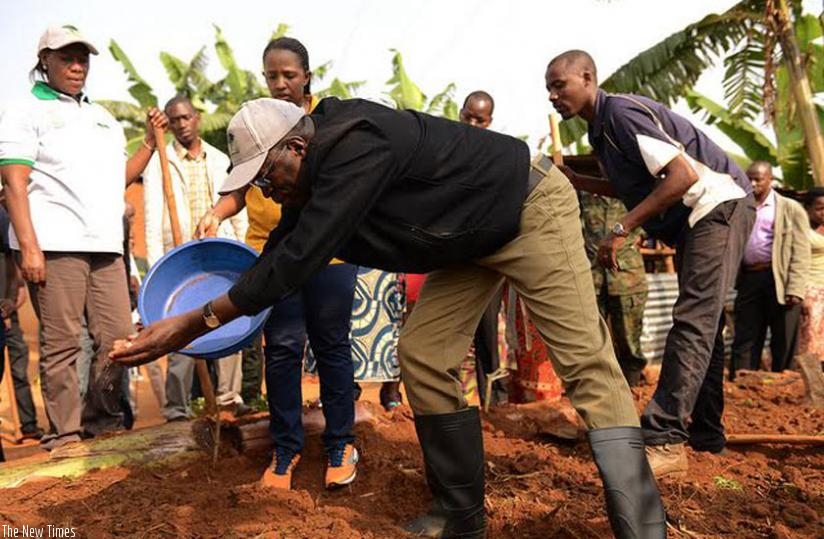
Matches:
[727,434,824,446]
[153,127,217,417]
[155,126,183,248]
[549,114,564,166]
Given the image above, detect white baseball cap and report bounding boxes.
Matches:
[38,25,99,55]
[219,98,306,195]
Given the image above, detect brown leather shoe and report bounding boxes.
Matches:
[645,443,688,478]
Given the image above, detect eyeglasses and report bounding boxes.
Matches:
[250,157,276,189]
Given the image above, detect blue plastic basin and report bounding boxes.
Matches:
[138,238,271,360]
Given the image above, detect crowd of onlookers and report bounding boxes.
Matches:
[3,24,824,539]
[0,28,821,494]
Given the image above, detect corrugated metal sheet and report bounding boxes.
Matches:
[640,274,739,364]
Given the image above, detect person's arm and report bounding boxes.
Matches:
[0,105,45,283]
[594,99,702,270]
[125,108,168,187]
[618,155,697,232]
[0,164,44,283]
[228,129,397,315]
[109,291,242,366]
[785,200,811,305]
[227,207,249,243]
[559,165,617,197]
[597,154,697,270]
[194,188,248,239]
[111,126,397,366]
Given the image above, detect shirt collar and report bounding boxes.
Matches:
[760,188,776,208]
[173,139,206,161]
[588,89,608,144]
[31,81,90,103]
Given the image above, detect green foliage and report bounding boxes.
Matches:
[685,91,777,164]
[426,82,459,120]
[386,49,425,110]
[270,23,290,41]
[109,40,157,108]
[721,28,767,121]
[315,77,366,100]
[684,13,824,188]
[557,2,823,188]
[714,475,743,491]
[103,27,460,155]
[384,50,459,118]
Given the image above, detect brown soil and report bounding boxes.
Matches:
[2,371,822,538]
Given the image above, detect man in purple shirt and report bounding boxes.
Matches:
[730,161,810,378]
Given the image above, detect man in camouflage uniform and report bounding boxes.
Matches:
[580,192,648,386]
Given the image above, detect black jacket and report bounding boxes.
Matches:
[229,97,530,314]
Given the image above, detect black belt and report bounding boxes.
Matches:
[742,262,771,272]
[528,154,554,194]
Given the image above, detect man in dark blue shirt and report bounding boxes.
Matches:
[546,50,756,478]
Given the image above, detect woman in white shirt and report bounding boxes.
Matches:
[0,25,165,450]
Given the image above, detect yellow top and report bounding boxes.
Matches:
[244,183,282,253]
[243,95,341,263]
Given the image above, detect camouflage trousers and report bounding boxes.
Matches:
[595,289,648,378]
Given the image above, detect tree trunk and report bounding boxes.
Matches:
[774,0,824,186]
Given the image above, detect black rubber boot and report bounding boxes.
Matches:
[588,427,667,539]
[404,408,486,538]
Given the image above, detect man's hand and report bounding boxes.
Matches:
[597,232,627,271]
[20,245,46,284]
[0,298,15,318]
[194,210,222,239]
[786,295,804,307]
[142,107,169,148]
[110,312,203,367]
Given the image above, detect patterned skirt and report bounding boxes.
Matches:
[798,285,824,359]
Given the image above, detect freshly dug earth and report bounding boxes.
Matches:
[1,370,822,538]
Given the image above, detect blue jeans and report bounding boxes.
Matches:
[264,263,358,453]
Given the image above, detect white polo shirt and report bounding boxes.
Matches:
[0,82,126,254]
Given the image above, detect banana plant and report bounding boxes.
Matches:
[103,27,460,154]
[384,49,459,119]
[685,13,824,188]
[556,0,824,186]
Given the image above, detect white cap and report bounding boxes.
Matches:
[219,98,306,195]
[38,25,99,55]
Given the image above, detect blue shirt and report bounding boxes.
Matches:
[588,89,751,245]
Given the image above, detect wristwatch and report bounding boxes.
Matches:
[611,222,629,237]
[202,301,222,329]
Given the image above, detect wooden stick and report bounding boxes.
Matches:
[726,434,824,446]
[548,114,564,166]
[154,126,183,247]
[154,127,218,419]
[195,360,217,416]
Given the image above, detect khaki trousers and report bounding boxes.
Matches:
[398,163,638,429]
[28,253,132,440]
